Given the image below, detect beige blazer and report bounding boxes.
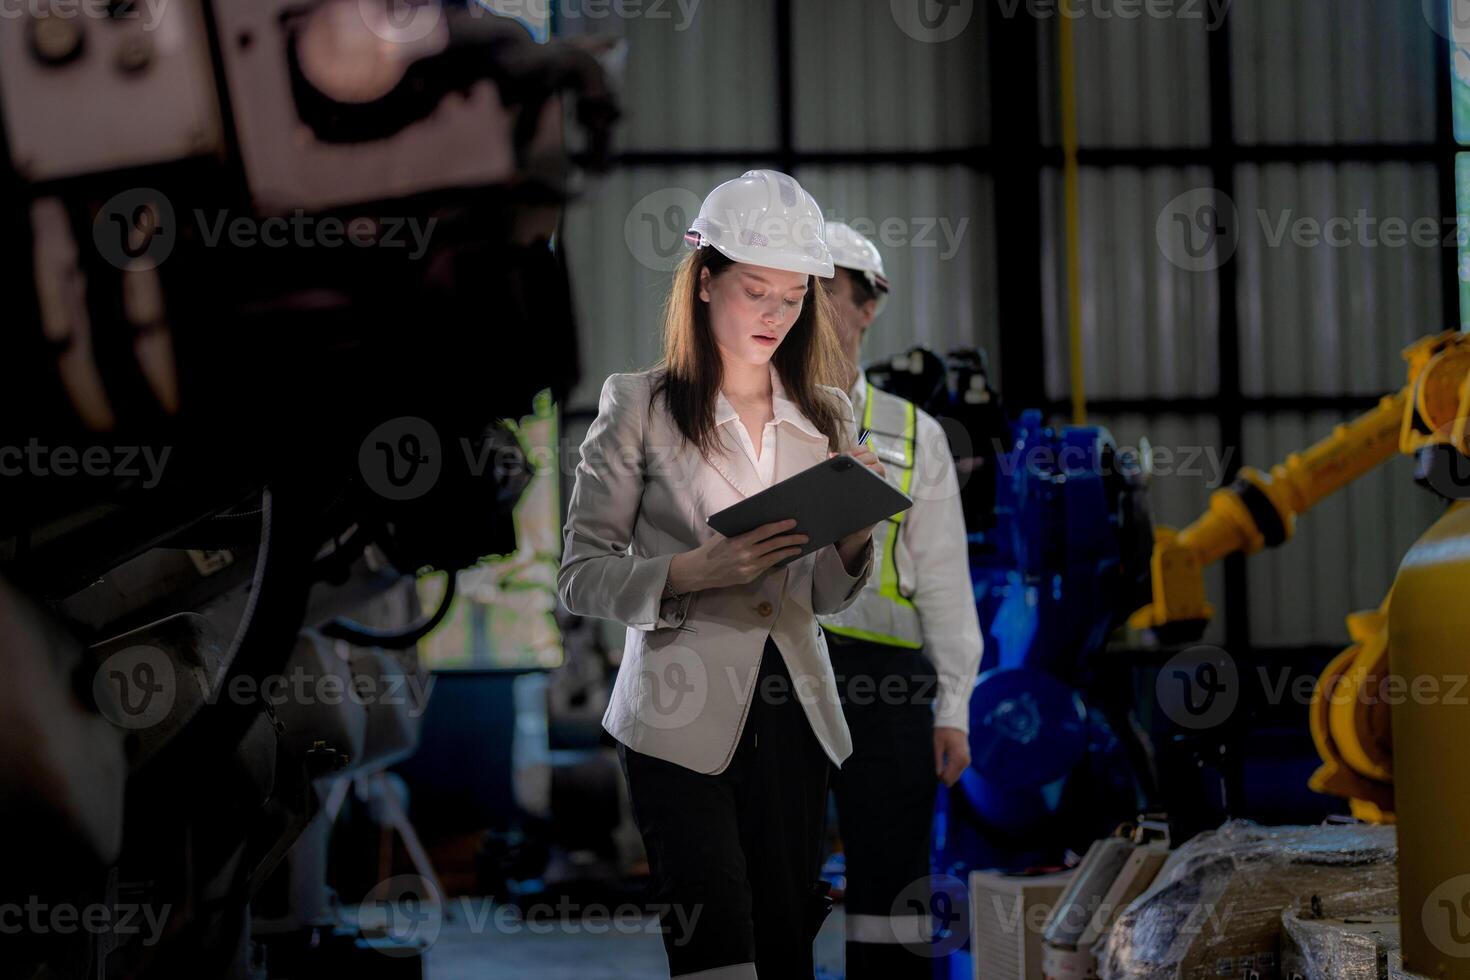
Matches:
[557,368,874,774]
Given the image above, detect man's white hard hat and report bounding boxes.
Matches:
[825,220,890,317]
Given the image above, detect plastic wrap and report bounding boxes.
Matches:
[1093,820,1398,980]
[1279,910,1399,980]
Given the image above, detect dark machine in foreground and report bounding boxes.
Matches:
[0,2,617,976]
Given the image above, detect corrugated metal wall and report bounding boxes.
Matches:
[796,166,999,365]
[1230,0,1437,144]
[1234,163,1443,397]
[1092,412,1230,644]
[791,0,991,149]
[1069,3,1212,147]
[1041,167,1222,400]
[562,0,993,411]
[1039,0,1447,648]
[562,164,753,410]
[559,0,1447,651]
[1230,1,1443,646]
[602,2,779,149]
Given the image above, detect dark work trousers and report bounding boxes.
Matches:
[827,631,940,980]
[618,636,834,979]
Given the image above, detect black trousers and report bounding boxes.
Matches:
[619,636,834,979]
[828,632,940,980]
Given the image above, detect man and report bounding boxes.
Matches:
[817,221,984,978]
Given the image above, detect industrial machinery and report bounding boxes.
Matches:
[866,347,1366,978]
[0,1,618,976]
[1125,330,1470,979]
[1127,329,1470,823]
[1039,820,1169,979]
[864,348,1152,869]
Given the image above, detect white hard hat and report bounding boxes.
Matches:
[825,220,890,316]
[685,170,835,278]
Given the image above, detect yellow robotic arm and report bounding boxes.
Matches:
[1122,330,1470,980]
[1128,330,1470,634]
[1126,330,1470,823]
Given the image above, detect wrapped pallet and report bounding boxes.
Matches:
[1094,821,1397,980]
[1279,910,1399,980]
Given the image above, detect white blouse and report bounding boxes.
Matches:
[712,363,823,489]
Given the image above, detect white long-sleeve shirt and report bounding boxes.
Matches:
[846,378,984,732]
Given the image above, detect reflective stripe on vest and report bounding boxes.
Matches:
[821,381,923,649]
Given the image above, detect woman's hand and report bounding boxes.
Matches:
[833,443,887,566]
[668,519,809,593]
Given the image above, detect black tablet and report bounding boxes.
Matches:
[706,455,913,564]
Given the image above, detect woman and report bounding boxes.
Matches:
[557,170,886,979]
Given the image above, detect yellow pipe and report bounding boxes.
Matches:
[1058,9,1086,425]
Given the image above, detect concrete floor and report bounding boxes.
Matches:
[425,903,848,979]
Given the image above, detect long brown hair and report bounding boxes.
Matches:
[651,247,851,458]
